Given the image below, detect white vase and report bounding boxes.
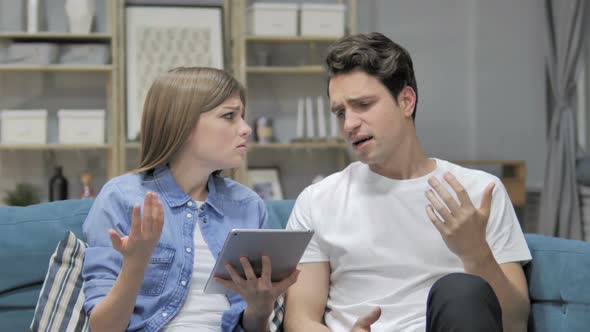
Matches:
[27,0,39,33]
[65,0,95,33]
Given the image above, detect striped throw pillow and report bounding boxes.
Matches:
[30,231,89,332]
[269,293,285,332]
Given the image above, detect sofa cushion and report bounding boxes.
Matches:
[524,234,590,332]
[31,231,89,332]
[265,200,295,229]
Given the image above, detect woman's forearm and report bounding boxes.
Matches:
[89,257,150,332]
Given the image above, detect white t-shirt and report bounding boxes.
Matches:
[163,202,230,332]
[287,159,531,332]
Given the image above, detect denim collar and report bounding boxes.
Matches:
[148,165,223,216]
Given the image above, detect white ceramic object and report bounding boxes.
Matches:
[65,0,95,33]
[27,0,39,33]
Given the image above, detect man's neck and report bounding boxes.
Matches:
[369,139,435,180]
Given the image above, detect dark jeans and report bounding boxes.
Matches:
[426,273,503,332]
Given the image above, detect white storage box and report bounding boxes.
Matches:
[59,44,110,65]
[6,43,59,64]
[300,3,346,37]
[0,110,47,144]
[247,3,298,36]
[58,110,105,144]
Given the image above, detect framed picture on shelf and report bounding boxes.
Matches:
[125,3,224,140]
[247,168,283,200]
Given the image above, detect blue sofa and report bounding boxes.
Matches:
[1,199,589,331]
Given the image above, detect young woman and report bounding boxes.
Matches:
[82,67,298,332]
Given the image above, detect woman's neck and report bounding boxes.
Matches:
[169,159,211,201]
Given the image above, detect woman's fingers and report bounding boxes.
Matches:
[109,229,123,252]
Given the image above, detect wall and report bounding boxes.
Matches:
[360,0,547,188]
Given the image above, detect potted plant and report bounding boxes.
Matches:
[4,182,41,206]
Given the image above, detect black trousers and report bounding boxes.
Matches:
[425,273,503,332]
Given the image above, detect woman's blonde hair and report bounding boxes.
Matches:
[132,67,245,174]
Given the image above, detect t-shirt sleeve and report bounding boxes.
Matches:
[286,187,329,263]
[485,180,532,265]
[81,181,132,316]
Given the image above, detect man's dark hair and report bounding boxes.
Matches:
[325,32,419,120]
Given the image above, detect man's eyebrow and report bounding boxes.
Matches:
[346,95,377,103]
[330,104,345,112]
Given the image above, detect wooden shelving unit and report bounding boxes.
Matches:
[0,1,121,182]
[0,144,113,151]
[246,65,324,74]
[229,0,358,190]
[246,35,340,43]
[0,65,114,72]
[0,32,112,40]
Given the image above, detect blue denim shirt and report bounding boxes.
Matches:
[82,165,267,332]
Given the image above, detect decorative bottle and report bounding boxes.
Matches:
[49,166,68,201]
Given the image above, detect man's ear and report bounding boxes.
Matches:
[398,86,416,118]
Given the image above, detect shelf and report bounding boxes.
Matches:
[0,32,112,41]
[0,144,113,151]
[126,142,141,149]
[246,36,341,43]
[0,65,113,72]
[249,142,347,150]
[246,66,324,74]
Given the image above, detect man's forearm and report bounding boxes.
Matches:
[461,248,529,332]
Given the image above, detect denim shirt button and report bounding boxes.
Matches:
[162,312,168,317]
[185,247,192,253]
[181,280,187,286]
[187,201,193,207]
[186,213,192,219]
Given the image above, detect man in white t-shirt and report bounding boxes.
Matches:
[284,32,531,332]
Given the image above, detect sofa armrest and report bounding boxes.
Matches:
[524,234,590,332]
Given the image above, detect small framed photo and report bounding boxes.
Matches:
[248,168,283,200]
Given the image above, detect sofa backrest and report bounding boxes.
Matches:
[0,199,94,331]
[2,199,590,332]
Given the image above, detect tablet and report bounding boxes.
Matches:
[204,229,314,294]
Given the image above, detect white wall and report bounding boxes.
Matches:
[365,0,547,187]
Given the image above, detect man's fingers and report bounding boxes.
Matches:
[425,189,453,222]
[354,307,382,328]
[479,182,495,214]
[428,176,461,214]
[443,172,474,208]
[426,205,447,235]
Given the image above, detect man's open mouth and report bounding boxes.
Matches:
[352,136,373,146]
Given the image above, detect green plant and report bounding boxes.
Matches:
[4,182,41,206]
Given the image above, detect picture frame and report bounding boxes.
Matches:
[248,168,284,200]
[125,3,224,141]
